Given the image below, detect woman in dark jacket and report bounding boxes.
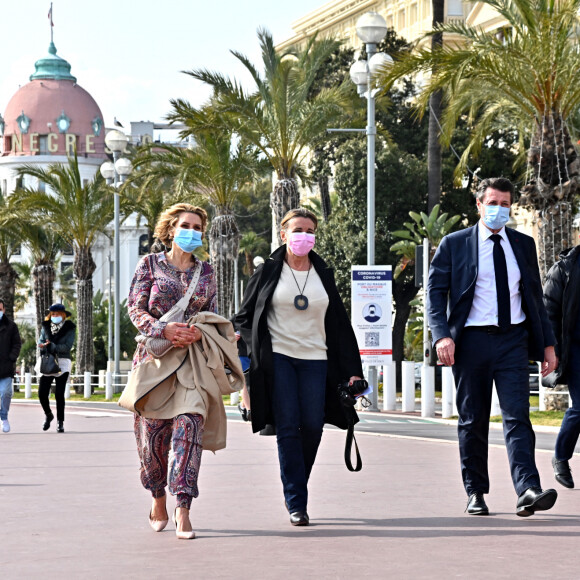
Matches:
[543,244,580,488]
[236,208,364,526]
[38,304,76,433]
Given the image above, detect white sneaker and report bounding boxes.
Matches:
[2,420,10,433]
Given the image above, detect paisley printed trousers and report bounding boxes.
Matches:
[134,413,204,509]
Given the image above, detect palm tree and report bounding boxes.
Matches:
[15,153,114,373]
[14,226,65,336]
[134,108,262,316]
[238,231,270,277]
[382,0,580,276]
[0,195,22,320]
[183,30,349,247]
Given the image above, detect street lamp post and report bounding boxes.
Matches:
[350,12,391,412]
[100,130,132,384]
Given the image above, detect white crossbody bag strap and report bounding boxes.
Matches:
[173,262,202,311]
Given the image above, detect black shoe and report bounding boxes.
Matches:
[43,412,54,431]
[466,492,489,515]
[289,511,309,526]
[516,487,558,517]
[57,421,64,433]
[552,456,574,489]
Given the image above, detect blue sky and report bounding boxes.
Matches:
[0,0,326,130]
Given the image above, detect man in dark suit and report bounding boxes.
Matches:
[428,177,559,517]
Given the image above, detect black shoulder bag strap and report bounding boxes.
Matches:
[345,416,362,472]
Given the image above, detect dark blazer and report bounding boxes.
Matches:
[235,245,363,434]
[0,315,22,379]
[428,224,555,362]
[543,245,580,384]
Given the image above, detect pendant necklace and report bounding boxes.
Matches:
[287,261,311,311]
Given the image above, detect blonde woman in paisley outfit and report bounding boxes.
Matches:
[127,203,216,540]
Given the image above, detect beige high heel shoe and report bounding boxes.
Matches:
[172,508,195,540]
[149,509,168,532]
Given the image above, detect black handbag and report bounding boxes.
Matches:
[40,352,60,375]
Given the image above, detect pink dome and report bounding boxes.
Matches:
[2,79,105,158]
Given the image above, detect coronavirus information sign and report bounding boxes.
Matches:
[351,266,392,366]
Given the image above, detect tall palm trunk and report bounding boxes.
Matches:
[0,261,18,320]
[519,113,580,278]
[32,262,55,337]
[319,176,332,221]
[272,176,300,248]
[74,246,96,373]
[208,212,240,317]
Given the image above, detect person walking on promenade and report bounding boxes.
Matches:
[38,304,75,434]
[0,299,22,433]
[236,208,364,527]
[121,203,245,540]
[428,177,559,517]
[543,243,580,488]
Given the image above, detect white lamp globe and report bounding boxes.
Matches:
[369,52,393,76]
[115,157,133,176]
[349,60,369,86]
[99,161,115,180]
[356,12,388,44]
[105,129,128,153]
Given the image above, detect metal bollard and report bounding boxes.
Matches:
[421,364,435,417]
[441,366,455,418]
[105,371,113,400]
[539,382,546,411]
[383,363,396,411]
[98,369,106,390]
[491,381,501,416]
[25,372,32,399]
[65,378,70,399]
[401,361,415,413]
[84,371,92,399]
[230,391,240,405]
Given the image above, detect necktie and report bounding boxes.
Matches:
[490,234,511,329]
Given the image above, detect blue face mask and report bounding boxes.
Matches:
[51,316,63,324]
[482,204,510,230]
[174,228,203,253]
[0,311,3,320]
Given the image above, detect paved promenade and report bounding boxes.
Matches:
[1,402,580,579]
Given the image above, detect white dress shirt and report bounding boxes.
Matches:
[465,221,526,327]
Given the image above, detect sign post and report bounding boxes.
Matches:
[351,266,393,411]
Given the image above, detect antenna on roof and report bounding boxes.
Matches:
[48,3,54,44]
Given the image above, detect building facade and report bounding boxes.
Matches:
[0,40,148,327]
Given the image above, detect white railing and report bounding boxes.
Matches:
[14,370,130,401]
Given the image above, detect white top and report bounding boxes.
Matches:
[465,221,526,327]
[268,262,329,360]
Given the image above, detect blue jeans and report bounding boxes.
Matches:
[271,353,327,513]
[0,377,13,421]
[555,340,580,461]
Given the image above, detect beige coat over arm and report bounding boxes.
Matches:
[119,312,244,452]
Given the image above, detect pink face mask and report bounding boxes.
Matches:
[287,232,315,256]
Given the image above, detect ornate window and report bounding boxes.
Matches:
[92,116,103,136]
[17,111,31,134]
[56,110,71,133]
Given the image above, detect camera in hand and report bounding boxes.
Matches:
[337,379,369,407]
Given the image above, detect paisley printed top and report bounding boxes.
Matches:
[128,252,217,368]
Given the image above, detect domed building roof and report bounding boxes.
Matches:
[0,42,105,158]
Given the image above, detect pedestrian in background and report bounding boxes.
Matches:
[0,299,22,433]
[428,177,558,517]
[38,304,76,433]
[543,242,580,488]
[236,207,364,527]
